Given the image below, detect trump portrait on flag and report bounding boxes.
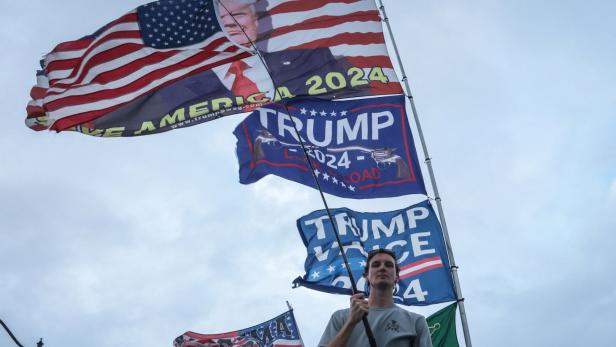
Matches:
[210,0,353,107]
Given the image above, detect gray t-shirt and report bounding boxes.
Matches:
[318,305,432,347]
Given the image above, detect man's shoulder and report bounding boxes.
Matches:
[331,307,350,318]
[388,305,426,321]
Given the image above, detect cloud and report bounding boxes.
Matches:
[251,177,313,207]
[610,178,616,199]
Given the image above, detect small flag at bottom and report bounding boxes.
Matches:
[174,310,303,347]
[427,302,460,347]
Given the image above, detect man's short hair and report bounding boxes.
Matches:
[364,248,400,275]
[218,0,258,16]
[219,0,257,4]
[218,0,258,7]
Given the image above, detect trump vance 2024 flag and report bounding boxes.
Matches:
[292,200,456,306]
[26,0,402,137]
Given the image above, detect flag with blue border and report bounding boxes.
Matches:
[293,200,455,306]
[234,95,426,199]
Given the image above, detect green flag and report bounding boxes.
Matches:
[427,302,460,347]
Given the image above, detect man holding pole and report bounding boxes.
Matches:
[319,249,433,347]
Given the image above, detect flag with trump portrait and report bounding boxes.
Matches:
[173,310,303,347]
[292,199,456,306]
[26,0,402,137]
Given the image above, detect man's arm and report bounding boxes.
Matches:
[319,293,369,347]
[414,316,433,347]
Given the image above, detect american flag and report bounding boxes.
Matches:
[27,0,248,132]
[173,310,304,347]
[26,0,401,135]
[259,0,397,79]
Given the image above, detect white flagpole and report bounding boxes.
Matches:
[375,1,473,346]
[286,301,306,347]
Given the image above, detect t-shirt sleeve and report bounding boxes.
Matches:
[318,312,343,347]
[414,316,433,347]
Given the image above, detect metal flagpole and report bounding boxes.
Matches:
[0,319,25,347]
[219,2,378,346]
[375,1,474,346]
[286,301,307,346]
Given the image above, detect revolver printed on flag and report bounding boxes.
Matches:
[292,200,456,306]
[234,95,426,199]
[327,146,411,179]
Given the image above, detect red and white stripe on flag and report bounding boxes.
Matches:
[27,6,247,132]
[26,0,401,133]
[273,339,304,347]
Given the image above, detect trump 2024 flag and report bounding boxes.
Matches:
[292,199,456,306]
[234,95,426,199]
[174,310,303,347]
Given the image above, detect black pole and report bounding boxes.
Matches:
[218,2,378,346]
[0,319,25,347]
[37,338,44,347]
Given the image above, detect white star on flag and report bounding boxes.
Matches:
[310,271,321,279]
[300,107,307,115]
[327,265,336,273]
[310,109,317,116]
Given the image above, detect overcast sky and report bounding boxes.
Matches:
[2,1,615,346]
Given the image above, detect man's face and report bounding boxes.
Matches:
[366,253,398,290]
[218,0,258,47]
